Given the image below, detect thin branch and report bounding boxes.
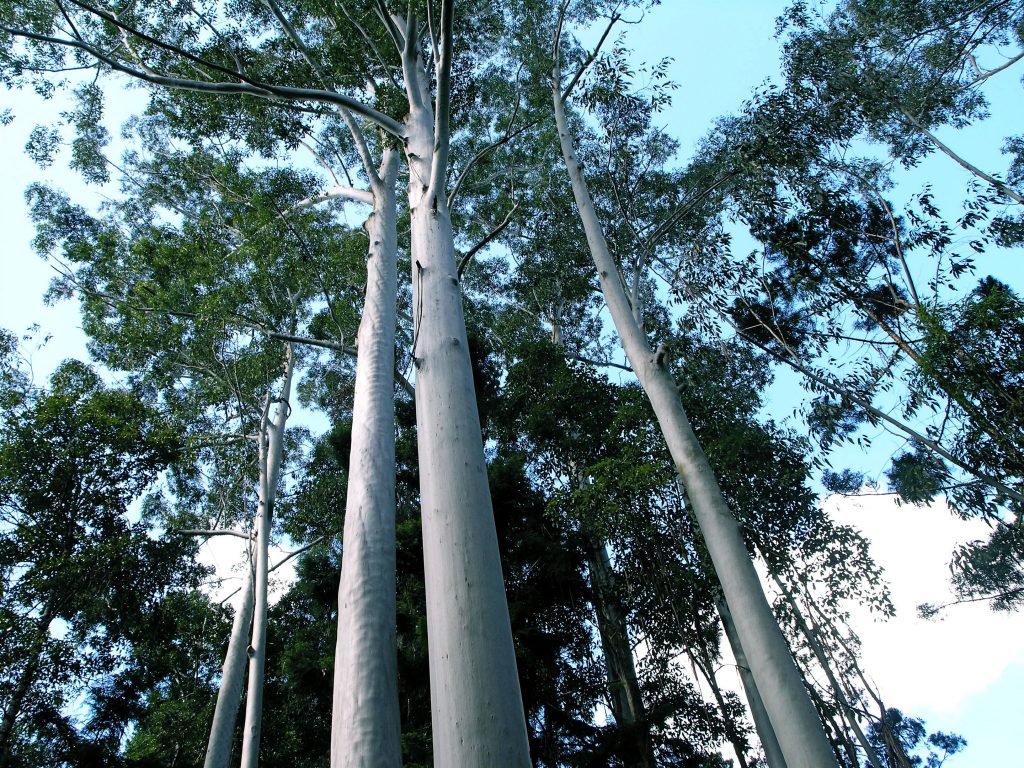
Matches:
[174,529,255,540]
[261,0,328,85]
[395,368,414,398]
[338,108,382,191]
[447,92,535,207]
[426,0,441,73]
[218,537,325,605]
[373,0,405,54]
[568,353,633,372]
[641,172,737,249]
[4,23,406,136]
[560,11,621,102]
[733,313,1024,504]
[339,3,391,72]
[921,587,1024,616]
[457,200,520,278]
[901,109,1024,204]
[288,185,374,209]
[960,48,1024,89]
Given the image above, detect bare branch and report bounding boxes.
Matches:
[561,11,621,102]
[218,537,325,605]
[457,200,520,278]
[960,48,1024,89]
[901,109,1024,204]
[288,185,374,209]
[261,0,328,85]
[174,529,255,540]
[567,353,633,372]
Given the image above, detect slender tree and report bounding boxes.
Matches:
[547,8,838,766]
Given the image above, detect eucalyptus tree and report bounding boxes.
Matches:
[25,126,363,765]
[667,66,1024,616]
[540,5,840,765]
[3,3,538,759]
[74,64,406,765]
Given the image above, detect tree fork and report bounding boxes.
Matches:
[400,10,530,759]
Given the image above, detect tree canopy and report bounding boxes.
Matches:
[1,0,1018,765]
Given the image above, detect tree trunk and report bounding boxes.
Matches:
[239,345,294,768]
[771,574,884,768]
[686,642,752,768]
[331,149,403,768]
[550,73,837,768]
[584,537,657,768]
[204,564,256,768]
[0,601,55,768]
[403,89,531,766]
[716,594,788,768]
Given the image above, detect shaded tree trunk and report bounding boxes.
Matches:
[551,47,838,768]
[331,148,403,768]
[585,537,657,768]
[0,600,55,768]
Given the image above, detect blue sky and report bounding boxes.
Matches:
[1,1,1021,764]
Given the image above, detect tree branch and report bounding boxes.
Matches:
[428,0,454,202]
[457,201,520,278]
[4,23,406,136]
[960,48,1024,90]
[567,353,633,372]
[174,529,255,540]
[561,11,621,102]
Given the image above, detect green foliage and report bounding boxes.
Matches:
[823,469,866,494]
[0,352,202,767]
[867,708,966,768]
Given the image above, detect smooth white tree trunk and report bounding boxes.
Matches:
[550,78,838,768]
[204,563,256,768]
[404,101,531,767]
[331,149,403,768]
[716,594,789,768]
[239,346,294,768]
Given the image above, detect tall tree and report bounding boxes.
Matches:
[546,7,839,766]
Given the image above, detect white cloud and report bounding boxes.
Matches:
[825,492,1024,715]
[196,533,299,613]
